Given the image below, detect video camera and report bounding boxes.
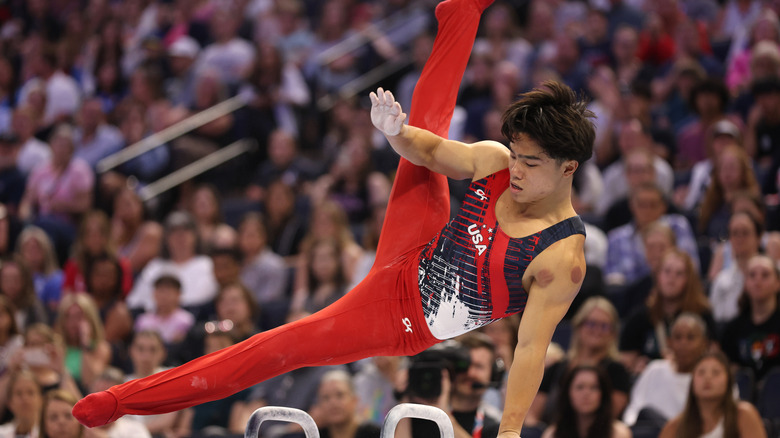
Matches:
[406,340,471,400]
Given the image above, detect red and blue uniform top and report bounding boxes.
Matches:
[418,169,586,339]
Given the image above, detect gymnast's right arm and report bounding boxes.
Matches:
[370,87,509,181]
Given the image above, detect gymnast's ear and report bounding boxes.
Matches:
[562,160,578,177]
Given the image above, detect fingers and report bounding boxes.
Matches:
[371,87,396,107]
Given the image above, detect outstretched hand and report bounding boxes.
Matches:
[370,87,406,137]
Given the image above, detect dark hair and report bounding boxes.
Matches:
[216,282,258,322]
[554,365,614,438]
[40,389,83,438]
[85,252,124,301]
[501,80,595,165]
[209,246,243,264]
[729,210,764,240]
[676,352,739,438]
[0,295,19,337]
[457,331,496,356]
[306,237,346,291]
[153,274,182,291]
[688,78,730,114]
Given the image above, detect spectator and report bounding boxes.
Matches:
[188,329,247,434]
[88,367,151,437]
[16,226,63,317]
[0,58,17,135]
[172,283,259,365]
[732,40,780,121]
[125,211,218,316]
[540,365,632,438]
[196,7,255,86]
[4,323,80,403]
[293,201,363,295]
[62,210,133,296]
[9,106,50,177]
[109,187,163,276]
[680,119,743,213]
[290,237,348,317]
[237,213,288,307]
[353,355,402,426]
[17,50,81,127]
[675,79,736,172]
[0,134,26,216]
[726,10,780,95]
[0,370,42,438]
[72,98,124,170]
[620,248,714,375]
[124,331,190,437]
[185,184,225,249]
[98,101,170,199]
[312,369,381,438]
[165,36,200,107]
[709,211,763,324]
[246,129,320,202]
[605,183,699,287]
[601,147,660,232]
[478,315,520,412]
[209,246,243,290]
[18,124,95,263]
[83,253,133,346]
[0,256,48,332]
[0,296,23,379]
[697,143,761,241]
[658,352,766,438]
[38,389,83,438]
[312,135,391,228]
[596,119,674,217]
[720,254,780,382]
[449,333,504,438]
[608,220,677,317]
[133,275,194,345]
[622,313,709,427]
[744,75,780,186]
[168,70,236,172]
[243,42,310,136]
[529,297,631,426]
[53,294,111,392]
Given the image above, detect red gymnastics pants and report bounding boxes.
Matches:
[73,0,494,426]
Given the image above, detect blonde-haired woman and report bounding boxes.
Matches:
[16,226,63,317]
[53,294,110,392]
[0,370,42,438]
[39,389,83,438]
[527,297,631,426]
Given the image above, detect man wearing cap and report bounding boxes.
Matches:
[166,36,200,106]
[682,119,743,211]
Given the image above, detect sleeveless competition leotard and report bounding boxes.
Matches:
[419,169,585,339]
[72,0,584,426]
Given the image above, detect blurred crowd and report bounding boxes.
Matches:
[0,0,779,437]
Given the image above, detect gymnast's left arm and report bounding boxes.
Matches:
[497,239,586,438]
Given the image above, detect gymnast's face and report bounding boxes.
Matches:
[507,135,576,205]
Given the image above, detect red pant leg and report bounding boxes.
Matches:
[374,0,489,268]
[74,262,435,425]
